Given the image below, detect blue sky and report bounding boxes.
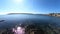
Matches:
[0,0,60,14]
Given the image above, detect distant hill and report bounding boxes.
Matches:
[7,13,48,16]
[7,13,33,15]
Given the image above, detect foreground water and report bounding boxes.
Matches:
[0,14,60,29]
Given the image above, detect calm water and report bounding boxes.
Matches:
[0,14,60,29]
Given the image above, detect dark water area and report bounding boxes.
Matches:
[0,14,60,29]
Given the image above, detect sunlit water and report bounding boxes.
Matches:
[13,26,25,34]
[0,14,60,29]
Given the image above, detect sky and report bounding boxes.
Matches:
[0,0,60,14]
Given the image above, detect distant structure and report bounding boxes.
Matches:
[49,13,60,17]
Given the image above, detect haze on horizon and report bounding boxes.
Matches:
[0,0,60,15]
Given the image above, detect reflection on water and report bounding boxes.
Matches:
[12,26,25,34]
[0,14,60,34]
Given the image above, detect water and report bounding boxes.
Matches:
[0,14,60,29]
